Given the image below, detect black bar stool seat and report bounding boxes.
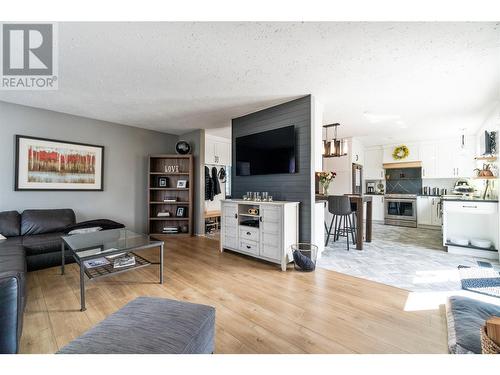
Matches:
[325,195,356,250]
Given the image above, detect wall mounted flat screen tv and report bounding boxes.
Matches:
[235,125,296,176]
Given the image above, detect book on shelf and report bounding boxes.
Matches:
[157,212,171,217]
[162,226,179,234]
[163,198,176,202]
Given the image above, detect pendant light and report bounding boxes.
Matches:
[323,123,348,158]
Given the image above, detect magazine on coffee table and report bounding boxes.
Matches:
[83,257,110,269]
[113,255,136,268]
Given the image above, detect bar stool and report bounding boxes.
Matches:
[325,195,356,250]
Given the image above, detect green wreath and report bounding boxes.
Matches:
[393,145,409,160]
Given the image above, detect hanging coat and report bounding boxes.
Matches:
[212,167,221,196]
[205,166,214,201]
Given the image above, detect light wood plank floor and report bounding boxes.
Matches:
[20,236,448,354]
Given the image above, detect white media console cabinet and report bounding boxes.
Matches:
[220,199,299,271]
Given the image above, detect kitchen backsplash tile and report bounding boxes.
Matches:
[386,179,422,194]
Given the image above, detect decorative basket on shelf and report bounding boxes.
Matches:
[481,325,500,354]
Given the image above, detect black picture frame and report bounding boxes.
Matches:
[158,177,168,187]
[176,207,186,217]
[15,135,105,191]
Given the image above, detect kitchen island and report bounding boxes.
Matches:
[442,198,499,260]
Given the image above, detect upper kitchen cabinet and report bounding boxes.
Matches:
[436,139,456,178]
[420,142,438,178]
[205,135,231,166]
[383,143,420,164]
[455,138,476,178]
[364,147,385,180]
[436,136,476,178]
[350,138,365,166]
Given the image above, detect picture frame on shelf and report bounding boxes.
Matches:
[176,207,186,217]
[177,179,187,188]
[158,177,168,187]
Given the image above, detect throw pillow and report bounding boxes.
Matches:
[64,219,124,234]
[68,227,102,235]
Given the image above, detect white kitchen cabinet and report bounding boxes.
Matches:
[417,197,432,226]
[383,143,420,164]
[362,195,384,222]
[222,203,239,249]
[220,200,299,271]
[417,196,442,227]
[364,148,385,180]
[371,195,385,222]
[215,141,230,165]
[350,138,365,166]
[442,200,499,260]
[205,136,231,166]
[436,136,476,178]
[365,136,478,181]
[436,139,456,178]
[430,197,442,226]
[455,148,476,178]
[419,143,438,178]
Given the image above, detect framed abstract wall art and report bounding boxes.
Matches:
[15,135,104,191]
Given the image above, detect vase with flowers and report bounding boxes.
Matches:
[317,171,336,195]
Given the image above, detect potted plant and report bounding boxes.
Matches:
[317,171,336,195]
[474,163,494,177]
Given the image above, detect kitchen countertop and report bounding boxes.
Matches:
[441,198,498,203]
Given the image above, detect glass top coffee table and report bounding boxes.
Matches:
[61,229,164,311]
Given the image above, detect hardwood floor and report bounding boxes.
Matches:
[20,236,448,354]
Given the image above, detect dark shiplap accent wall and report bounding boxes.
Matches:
[232,96,312,241]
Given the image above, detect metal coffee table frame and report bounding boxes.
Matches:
[61,230,164,312]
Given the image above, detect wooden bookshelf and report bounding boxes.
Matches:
[147,154,194,238]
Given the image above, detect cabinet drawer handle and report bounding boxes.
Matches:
[259,216,263,222]
[246,231,251,235]
[246,245,251,249]
[234,213,238,219]
[462,205,477,209]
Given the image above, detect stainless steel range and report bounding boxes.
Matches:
[384,194,417,227]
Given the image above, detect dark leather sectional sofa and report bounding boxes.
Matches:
[0,209,77,354]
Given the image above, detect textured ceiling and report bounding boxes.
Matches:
[0,22,499,145]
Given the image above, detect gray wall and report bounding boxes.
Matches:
[232,96,312,241]
[179,129,205,235]
[0,101,178,232]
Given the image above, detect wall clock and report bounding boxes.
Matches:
[175,140,191,155]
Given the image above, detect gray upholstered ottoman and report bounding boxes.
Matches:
[57,297,215,354]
